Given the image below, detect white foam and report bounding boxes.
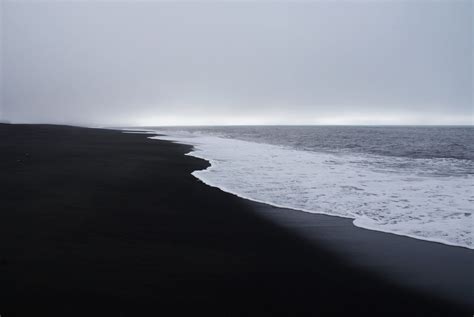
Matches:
[152,132,473,249]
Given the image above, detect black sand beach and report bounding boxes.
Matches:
[0,124,471,316]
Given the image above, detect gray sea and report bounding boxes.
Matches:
[150,126,473,249]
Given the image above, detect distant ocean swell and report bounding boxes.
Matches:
[150,130,473,249]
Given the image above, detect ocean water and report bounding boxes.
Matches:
[148,126,473,249]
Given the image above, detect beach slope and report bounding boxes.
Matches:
[0,124,470,316]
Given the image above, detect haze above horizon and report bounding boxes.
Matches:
[1,0,472,126]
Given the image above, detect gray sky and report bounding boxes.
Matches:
[1,0,472,126]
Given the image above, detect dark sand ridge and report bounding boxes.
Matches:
[0,124,471,316]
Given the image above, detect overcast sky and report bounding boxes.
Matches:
[1,0,472,126]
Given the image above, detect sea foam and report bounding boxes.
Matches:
[152,132,473,249]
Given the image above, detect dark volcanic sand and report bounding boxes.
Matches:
[0,124,471,316]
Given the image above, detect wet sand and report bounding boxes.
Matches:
[251,202,473,308]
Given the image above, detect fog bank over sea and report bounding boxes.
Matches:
[2,1,472,126]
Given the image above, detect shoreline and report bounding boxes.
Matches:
[0,124,472,316]
[153,133,473,250]
[198,165,472,250]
